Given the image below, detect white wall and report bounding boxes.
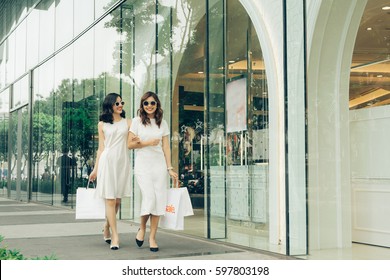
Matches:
[350,106,390,179]
[350,106,390,247]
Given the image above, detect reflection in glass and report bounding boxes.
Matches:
[38,0,55,62]
[55,0,74,50]
[95,0,116,19]
[171,0,206,238]
[14,20,26,79]
[7,32,16,85]
[0,42,6,88]
[74,0,94,38]
[32,60,55,204]
[53,45,73,206]
[0,89,9,197]
[207,0,226,240]
[12,75,29,109]
[350,1,390,111]
[9,107,29,201]
[26,9,39,70]
[74,30,94,102]
[94,13,121,96]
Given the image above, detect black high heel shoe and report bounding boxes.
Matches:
[149,239,159,252]
[102,229,111,244]
[150,247,159,252]
[135,229,144,247]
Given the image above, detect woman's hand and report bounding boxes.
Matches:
[148,138,160,146]
[89,170,97,181]
[168,169,178,182]
[131,135,141,144]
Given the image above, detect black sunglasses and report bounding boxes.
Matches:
[143,101,156,106]
[114,101,125,106]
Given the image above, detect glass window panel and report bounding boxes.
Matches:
[9,106,29,202]
[156,1,172,116]
[132,1,156,102]
[73,30,94,102]
[95,0,116,19]
[26,8,39,70]
[7,32,16,84]
[38,0,55,61]
[20,106,29,201]
[120,0,156,222]
[32,60,54,204]
[74,0,94,37]
[0,10,4,43]
[6,3,17,31]
[52,45,74,206]
[94,12,120,96]
[73,29,96,203]
[0,89,9,197]
[14,20,27,79]
[170,0,206,238]
[120,4,134,113]
[12,1,28,26]
[55,0,73,50]
[207,0,226,239]
[12,75,29,109]
[118,3,135,219]
[284,0,307,255]
[9,109,17,199]
[0,42,6,89]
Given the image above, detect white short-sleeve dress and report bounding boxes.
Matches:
[130,116,170,216]
[96,118,132,199]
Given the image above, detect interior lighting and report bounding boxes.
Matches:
[382,6,390,10]
[367,27,372,30]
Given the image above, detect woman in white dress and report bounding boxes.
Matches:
[89,93,138,250]
[128,91,178,252]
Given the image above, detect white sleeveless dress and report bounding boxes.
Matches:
[96,118,132,199]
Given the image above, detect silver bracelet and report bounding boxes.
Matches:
[167,167,173,171]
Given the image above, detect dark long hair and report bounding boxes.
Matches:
[137,91,163,128]
[99,93,126,124]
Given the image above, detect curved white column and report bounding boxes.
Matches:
[240,0,285,247]
[307,0,367,249]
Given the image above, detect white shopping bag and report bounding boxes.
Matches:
[160,187,194,230]
[75,181,105,219]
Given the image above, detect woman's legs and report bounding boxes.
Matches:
[106,198,119,249]
[103,199,121,241]
[149,215,160,249]
[136,214,149,242]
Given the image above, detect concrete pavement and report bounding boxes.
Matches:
[0,197,289,260]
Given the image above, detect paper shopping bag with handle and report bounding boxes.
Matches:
[75,181,105,219]
[160,186,194,230]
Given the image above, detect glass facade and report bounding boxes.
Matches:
[0,0,389,258]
